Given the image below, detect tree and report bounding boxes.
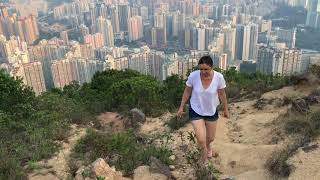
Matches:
[0,70,36,118]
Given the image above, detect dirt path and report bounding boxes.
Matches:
[28,124,86,180]
[212,85,319,179]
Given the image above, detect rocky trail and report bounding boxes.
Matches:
[27,85,320,180]
[28,125,86,180]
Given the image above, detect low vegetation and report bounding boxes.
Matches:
[266,106,320,177]
[69,129,173,176]
[223,68,289,100]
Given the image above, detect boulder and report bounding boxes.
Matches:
[75,158,127,180]
[130,108,146,123]
[124,108,146,129]
[133,166,167,180]
[149,156,172,178]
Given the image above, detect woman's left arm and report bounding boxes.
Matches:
[218,88,230,119]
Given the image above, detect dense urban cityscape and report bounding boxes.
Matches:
[0,0,320,95]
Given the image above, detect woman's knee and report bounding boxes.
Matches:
[197,138,207,147]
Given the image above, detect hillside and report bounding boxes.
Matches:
[29,72,320,180]
[1,66,320,179]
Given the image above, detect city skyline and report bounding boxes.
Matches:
[0,0,319,95]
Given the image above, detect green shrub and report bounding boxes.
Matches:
[72,129,172,175]
[0,149,27,180]
[285,110,320,138]
[266,146,293,177]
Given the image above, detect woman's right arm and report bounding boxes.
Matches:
[177,86,192,118]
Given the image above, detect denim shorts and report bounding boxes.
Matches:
[189,106,219,122]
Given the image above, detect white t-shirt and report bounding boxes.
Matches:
[186,70,226,116]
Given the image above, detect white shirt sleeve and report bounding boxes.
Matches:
[186,73,193,87]
[218,74,226,89]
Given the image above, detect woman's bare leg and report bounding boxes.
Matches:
[191,119,208,162]
[205,120,218,157]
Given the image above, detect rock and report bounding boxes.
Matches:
[133,166,167,180]
[292,98,309,113]
[75,166,87,180]
[305,95,320,105]
[125,108,146,129]
[75,158,125,180]
[130,108,146,123]
[169,155,176,161]
[228,161,236,168]
[220,175,236,180]
[253,98,271,110]
[239,109,247,114]
[149,156,172,178]
[169,165,175,170]
[302,144,319,153]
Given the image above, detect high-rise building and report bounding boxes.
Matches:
[222,4,231,17]
[0,35,27,58]
[0,8,39,45]
[140,6,149,22]
[128,47,150,75]
[11,61,46,95]
[84,33,105,49]
[152,12,167,46]
[131,6,139,17]
[0,6,9,18]
[166,13,173,39]
[95,16,114,47]
[257,46,302,75]
[60,31,69,45]
[79,24,90,43]
[184,28,191,48]
[274,27,296,48]
[114,57,129,70]
[236,23,258,61]
[172,11,185,38]
[242,24,251,61]
[151,27,157,47]
[118,3,131,31]
[51,58,105,88]
[148,50,166,80]
[190,28,198,49]
[128,16,143,42]
[223,28,236,63]
[249,23,259,61]
[104,20,114,47]
[212,53,228,70]
[205,27,215,50]
[110,6,120,33]
[306,0,320,28]
[197,28,206,51]
[259,20,272,33]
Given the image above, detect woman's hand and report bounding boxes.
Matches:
[223,108,230,119]
[177,107,185,118]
